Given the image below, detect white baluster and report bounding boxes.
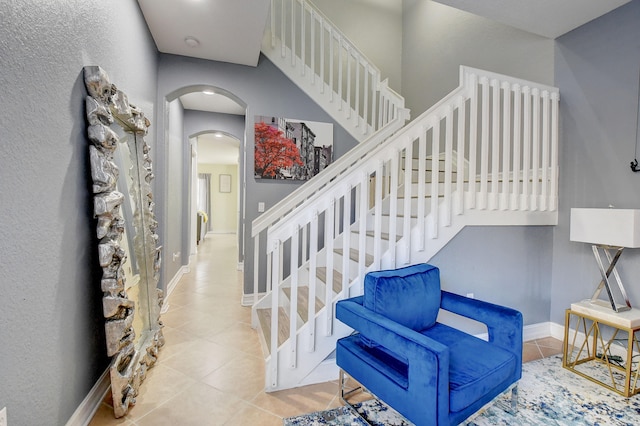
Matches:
[531,88,540,211]
[550,92,559,211]
[373,161,383,269]
[512,84,522,210]
[541,90,550,211]
[307,211,318,352]
[325,199,334,336]
[388,150,399,266]
[444,106,453,226]
[522,86,531,210]
[289,226,299,368]
[468,73,478,208]
[479,76,490,210]
[490,79,500,210]
[341,186,351,299]
[430,120,440,239]
[501,81,511,210]
[358,172,367,292]
[270,240,280,388]
[418,129,427,249]
[403,143,413,263]
[455,96,466,215]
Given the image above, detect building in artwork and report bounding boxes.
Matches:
[288,121,315,180]
[313,145,333,175]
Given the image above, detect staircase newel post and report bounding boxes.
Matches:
[550,92,560,211]
[341,185,352,299]
[358,171,368,292]
[269,238,281,389]
[308,209,318,352]
[289,225,299,369]
[325,198,335,336]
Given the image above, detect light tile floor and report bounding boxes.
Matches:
[90,233,563,425]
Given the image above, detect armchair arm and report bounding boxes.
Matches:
[337,296,449,357]
[440,291,523,359]
[336,297,450,424]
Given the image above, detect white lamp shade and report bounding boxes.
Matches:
[570,208,640,248]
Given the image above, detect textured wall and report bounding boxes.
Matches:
[0,0,158,424]
[550,1,640,324]
[312,0,403,93]
[402,0,554,117]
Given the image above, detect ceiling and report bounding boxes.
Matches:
[433,0,631,39]
[137,0,630,164]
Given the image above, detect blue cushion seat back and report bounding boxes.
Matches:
[361,264,441,348]
[421,323,517,413]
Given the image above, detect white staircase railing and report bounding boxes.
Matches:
[252,65,559,391]
[262,0,409,141]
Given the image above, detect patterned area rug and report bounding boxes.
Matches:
[283,355,640,425]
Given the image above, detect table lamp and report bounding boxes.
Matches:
[570,208,640,312]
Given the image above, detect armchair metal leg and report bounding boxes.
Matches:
[510,385,518,414]
[339,369,374,426]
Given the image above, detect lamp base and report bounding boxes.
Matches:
[590,245,632,313]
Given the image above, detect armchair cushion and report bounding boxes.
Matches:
[421,323,517,412]
[362,264,440,348]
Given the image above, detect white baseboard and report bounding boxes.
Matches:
[161,265,189,314]
[65,368,110,426]
[241,292,266,306]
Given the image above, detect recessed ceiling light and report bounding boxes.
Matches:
[203,89,215,95]
[215,133,224,138]
[184,36,200,48]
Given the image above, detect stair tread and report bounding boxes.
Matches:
[256,307,290,355]
[351,230,402,242]
[315,267,343,294]
[282,286,324,323]
[334,248,374,267]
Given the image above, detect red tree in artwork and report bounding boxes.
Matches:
[254,122,303,178]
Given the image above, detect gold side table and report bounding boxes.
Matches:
[563,300,640,397]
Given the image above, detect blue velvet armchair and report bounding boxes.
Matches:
[336,264,523,426]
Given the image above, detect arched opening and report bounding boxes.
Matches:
[163,85,247,283]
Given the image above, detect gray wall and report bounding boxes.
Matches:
[155,54,359,295]
[312,0,403,93]
[0,0,158,424]
[430,226,554,326]
[550,1,640,324]
[402,0,554,118]
[164,100,186,284]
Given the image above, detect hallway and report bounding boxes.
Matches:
[90,234,342,425]
[89,233,562,425]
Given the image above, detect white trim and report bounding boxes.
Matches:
[209,230,236,234]
[242,292,266,306]
[65,368,110,426]
[161,265,189,314]
[237,261,244,271]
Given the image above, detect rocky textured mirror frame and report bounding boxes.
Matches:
[83,66,164,418]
